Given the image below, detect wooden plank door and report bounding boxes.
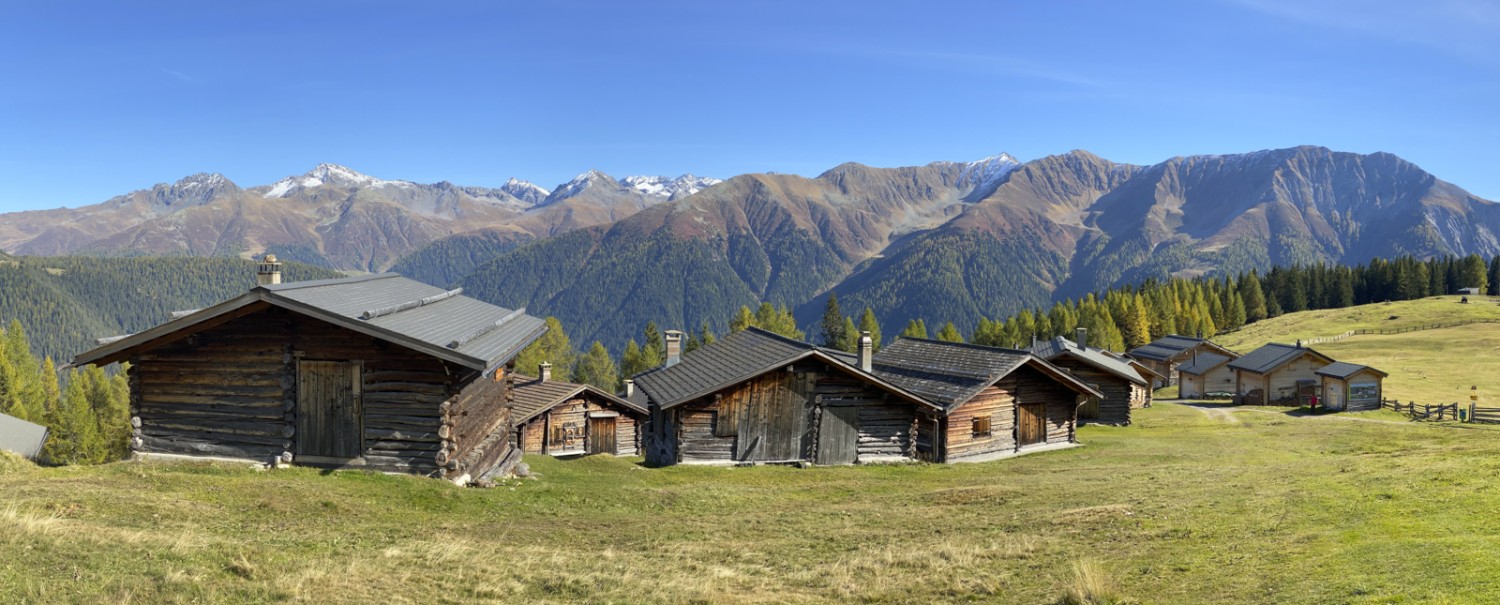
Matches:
[588,417,617,455]
[296,360,362,458]
[815,405,859,465]
[737,374,806,461]
[1017,403,1047,447]
[1077,397,1100,420]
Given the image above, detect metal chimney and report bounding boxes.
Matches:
[1075,327,1088,350]
[858,331,873,372]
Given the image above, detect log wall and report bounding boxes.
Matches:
[1049,358,1132,425]
[128,305,514,478]
[944,383,1016,460]
[516,395,641,456]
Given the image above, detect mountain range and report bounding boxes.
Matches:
[3,146,1497,352]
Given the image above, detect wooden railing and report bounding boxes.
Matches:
[1382,399,1460,421]
[1299,319,1500,345]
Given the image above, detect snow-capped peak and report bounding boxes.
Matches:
[262,163,414,198]
[620,174,723,200]
[958,153,1021,191]
[501,177,551,205]
[174,173,230,190]
[551,169,615,199]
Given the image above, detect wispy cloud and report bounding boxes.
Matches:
[1223,0,1500,64]
[805,44,1107,89]
[159,67,194,82]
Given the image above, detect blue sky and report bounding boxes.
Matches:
[1,0,1497,211]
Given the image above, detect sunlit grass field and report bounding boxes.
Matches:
[5,403,1500,604]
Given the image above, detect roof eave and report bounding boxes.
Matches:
[72,291,268,367]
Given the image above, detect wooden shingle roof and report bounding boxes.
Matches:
[74,273,546,374]
[510,374,646,424]
[632,328,939,411]
[871,338,1103,410]
[1029,336,1148,386]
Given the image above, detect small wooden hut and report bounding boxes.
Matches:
[1127,335,1237,388]
[871,338,1103,462]
[512,363,647,456]
[1029,329,1150,425]
[1315,362,1387,411]
[1226,343,1336,406]
[636,328,940,466]
[1177,352,1235,399]
[72,261,545,482]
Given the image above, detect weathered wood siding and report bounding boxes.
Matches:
[519,395,642,456]
[1235,371,1269,405]
[1012,365,1079,445]
[945,383,1016,460]
[1129,383,1150,408]
[1265,352,1330,404]
[1049,358,1131,425]
[129,305,512,477]
[1322,370,1383,412]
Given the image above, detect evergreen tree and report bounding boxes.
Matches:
[901,319,929,339]
[1461,254,1488,294]
[641,322,665,368]
[698,322,716,348]
[819,293,845,349]
[512,317,575,377]
[840,317,859,352]
[1240,273,1268,322]
[730,306,755,332]
[618,339,649,380]
[1488,257,1500,296]
[857,307,881,352]
[572,342,620,391]
[935,321,964,343]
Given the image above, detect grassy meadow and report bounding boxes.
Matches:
[1215,295,1500,405]
[5,403,1500,604]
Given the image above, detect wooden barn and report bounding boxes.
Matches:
[871,338,1103,462]
[1316,362,1387,411]
[636,328,941,466]
[512,362,647,456]
[72,259,546,482]
[1226,342,1336,406]
[1127,335,1237,388]
[1029,329,1151,425]
[1177,352,1235,399]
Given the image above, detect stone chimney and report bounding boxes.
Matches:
[858,331,873,372]
[256,254,282,286]
[538,361,552,382]
[664,330,684,368]
[623,379,635,398]
[1076,327,1088,350]
[1030,334,1039,350]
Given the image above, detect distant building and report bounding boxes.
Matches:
[0,412,48,461]
[1226,342,1335,406]
[1127,335,1238,389]
[1177,353,1235,399]
[512,363,648,457]
[1458,287,1482,296]
[1315,363,1387,411]
[1029,329,1152,425]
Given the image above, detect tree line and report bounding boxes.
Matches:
[0,320,131,464]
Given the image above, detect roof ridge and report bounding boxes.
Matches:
[891,336,1031,355]
[743,326,817,350]
[262,272,397,291]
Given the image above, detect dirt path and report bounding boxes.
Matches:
[1176,403,1242,424]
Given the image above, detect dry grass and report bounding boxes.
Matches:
[1058,560,1130,605]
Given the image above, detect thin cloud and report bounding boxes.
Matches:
[806,44,1107,89]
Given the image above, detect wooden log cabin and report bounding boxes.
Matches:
[870,338,1103,462]
[1127,335,1238,388]
[512,362,648,456]
[1029,329,1151,425]
[71,258,546,483]
[1177,352,1235,399]
[635,328,943,467]
[1226,342,1336,406]
[1315,362,1387,412]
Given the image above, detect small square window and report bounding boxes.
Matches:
[972,415,993,438]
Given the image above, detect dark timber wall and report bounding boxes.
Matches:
[128,305,514,478]
[1048,357,1132,425]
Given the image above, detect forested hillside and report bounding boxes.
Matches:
[0,256,340,362]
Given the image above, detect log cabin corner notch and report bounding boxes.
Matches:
[72,272,547,482]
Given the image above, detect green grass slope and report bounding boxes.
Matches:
[4,405,1500,603]
[1214,295,1500,405]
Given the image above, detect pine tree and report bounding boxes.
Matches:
[1488,257,1500,296]
[901,319,929,339]
[572,342,620,392]
[839,317,859,352]
[819,293,845,349]
[619,339,648,380]
[935,322,964,343]
[857,307,881,352]
[730,306,755,333]
[698,322,716,348]
[1240,273,1268,322]
[1462,254,1488,294]
[641,322,665,368]
[513,317,575,377]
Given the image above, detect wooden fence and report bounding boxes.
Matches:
[1301,318,1500,346]
[1382,399,1460,421]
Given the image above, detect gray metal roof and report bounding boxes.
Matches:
[1226,343,1333,375]
[1177,352,1232,376]
[1127,335,1233,362]
[75,273,546,373]
[0,412,48,460]
[871,337,1102,410]
[1315,362,1388,380]
[1029,336,1148,386]
[632,328,940,411]
[510,374,647,424]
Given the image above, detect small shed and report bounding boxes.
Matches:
[1458,287,1482,296]
[0,412,48,461]
[1029,329,1151,425]
[512,363,647,457]
[1226,343,1336,406]
[1315,362,1388,411]
[872,338,1103,462]
[1127,335,1238,388]
[72,261,546,482]
[1177,352,1235,399]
